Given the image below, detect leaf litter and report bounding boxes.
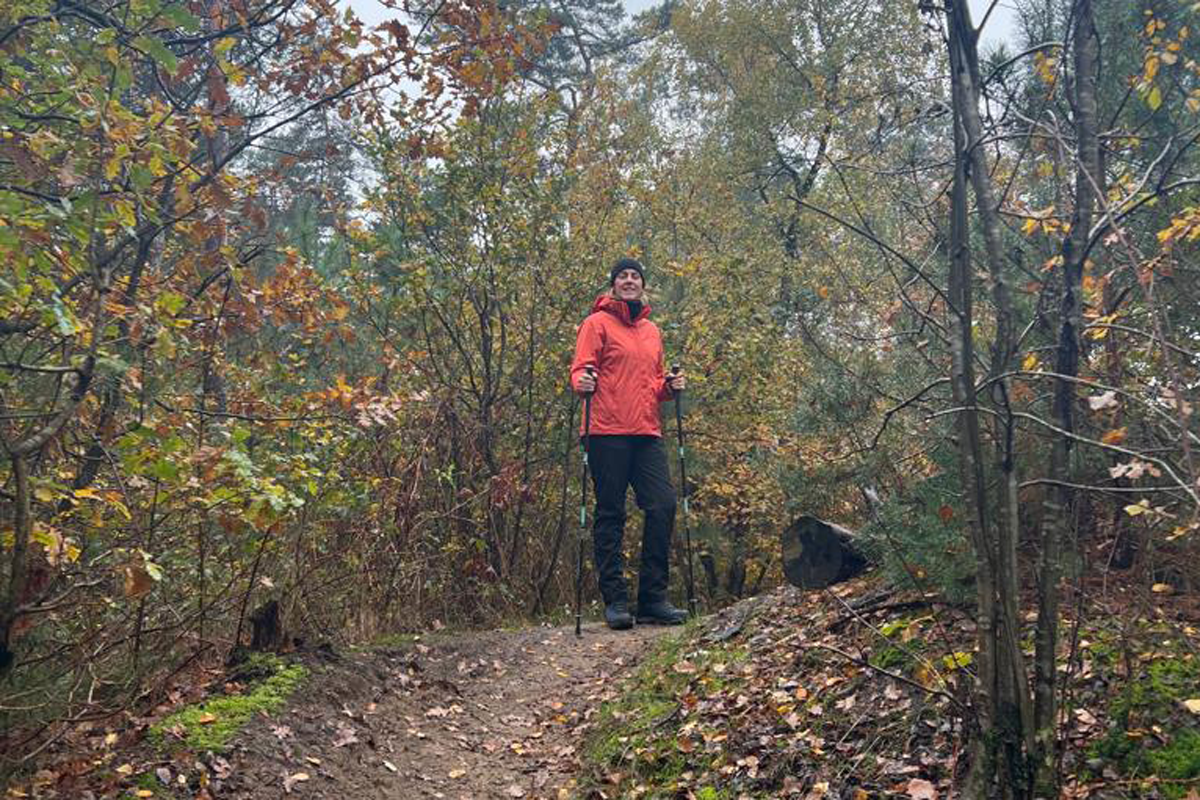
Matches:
[576,574,1200,799]
[11,570,1200,798]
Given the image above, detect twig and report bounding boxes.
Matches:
[809,643,961,708]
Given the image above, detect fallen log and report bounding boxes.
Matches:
[781,516,868,589]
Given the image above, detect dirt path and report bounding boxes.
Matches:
[216,622,674,799]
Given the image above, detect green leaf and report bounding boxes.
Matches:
[114,63,133,92]
[143,559,164,581]
[98,354,130,374]
[161,3,201,32]
[134,35,179,74]
[1147,86,1163,111]
[156,290,186,315]
[942,651,974,670]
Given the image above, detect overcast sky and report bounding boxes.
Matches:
[349,0,1022,50]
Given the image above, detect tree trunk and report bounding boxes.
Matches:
[1035,1,1100,792]
[947,1,1040,794]
[0,454,31,676]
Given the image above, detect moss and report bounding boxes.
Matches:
[1087,655,1200,798]
[870,646,911,671]
[1146,730,1200,784]
[365,632,422,649]
[150,661,307,753]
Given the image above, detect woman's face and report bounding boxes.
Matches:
[612,268,644,301]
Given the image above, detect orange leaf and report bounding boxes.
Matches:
[1101,427,1128,445]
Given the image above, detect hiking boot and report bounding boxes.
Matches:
[636,600,688,625]
[604,602,634,630]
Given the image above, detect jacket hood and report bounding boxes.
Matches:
[592,293,651,325]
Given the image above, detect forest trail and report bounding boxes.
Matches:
[215,622,675,799]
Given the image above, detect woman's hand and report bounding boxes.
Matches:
[577,367,597,394]
[667,369,686,393]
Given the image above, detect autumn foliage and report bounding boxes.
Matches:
[2,0,1199,794]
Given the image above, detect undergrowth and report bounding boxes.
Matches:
[1083,628,1200,799]
[581,619,756,799]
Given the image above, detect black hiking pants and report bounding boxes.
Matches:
[587,435,676,607]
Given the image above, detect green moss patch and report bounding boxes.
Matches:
[150,658,307,753]
[1085,641,1200,798]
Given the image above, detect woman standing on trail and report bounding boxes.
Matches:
[571,257,688,630]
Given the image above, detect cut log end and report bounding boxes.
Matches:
[781,516,868,590]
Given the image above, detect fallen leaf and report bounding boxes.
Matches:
[907,777,937,799]
[506,784,527,797]
[1152,583,1174,594]
[1088,391,1119,410]
[332,724,359,748]
[449,768,467,779]
[282,772,309,793]
[197,713,217,725]
[383,760,398,773]
[1182,698,1200,714]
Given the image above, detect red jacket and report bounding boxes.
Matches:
[571,294,673,437]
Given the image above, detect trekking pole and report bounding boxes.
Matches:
[574,366,595,638]
[671,365,698,617]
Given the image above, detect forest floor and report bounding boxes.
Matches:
[9,569,1200,799]
[11,618,676,799]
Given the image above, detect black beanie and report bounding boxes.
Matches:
[609,257,646,286]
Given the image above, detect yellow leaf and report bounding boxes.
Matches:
[1145,55,1161,82]
[136,791,154,798]
[1183,699,1200,714]
[116,763,134,775]
[1022,353,1040,371]
[1124,501,1150,516]
[198,712,218,724]
[1152,583,1174,594]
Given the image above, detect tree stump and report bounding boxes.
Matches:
[781,516,868,589]
[250,599,284,651]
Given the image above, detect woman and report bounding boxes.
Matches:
[570,257,688,630]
